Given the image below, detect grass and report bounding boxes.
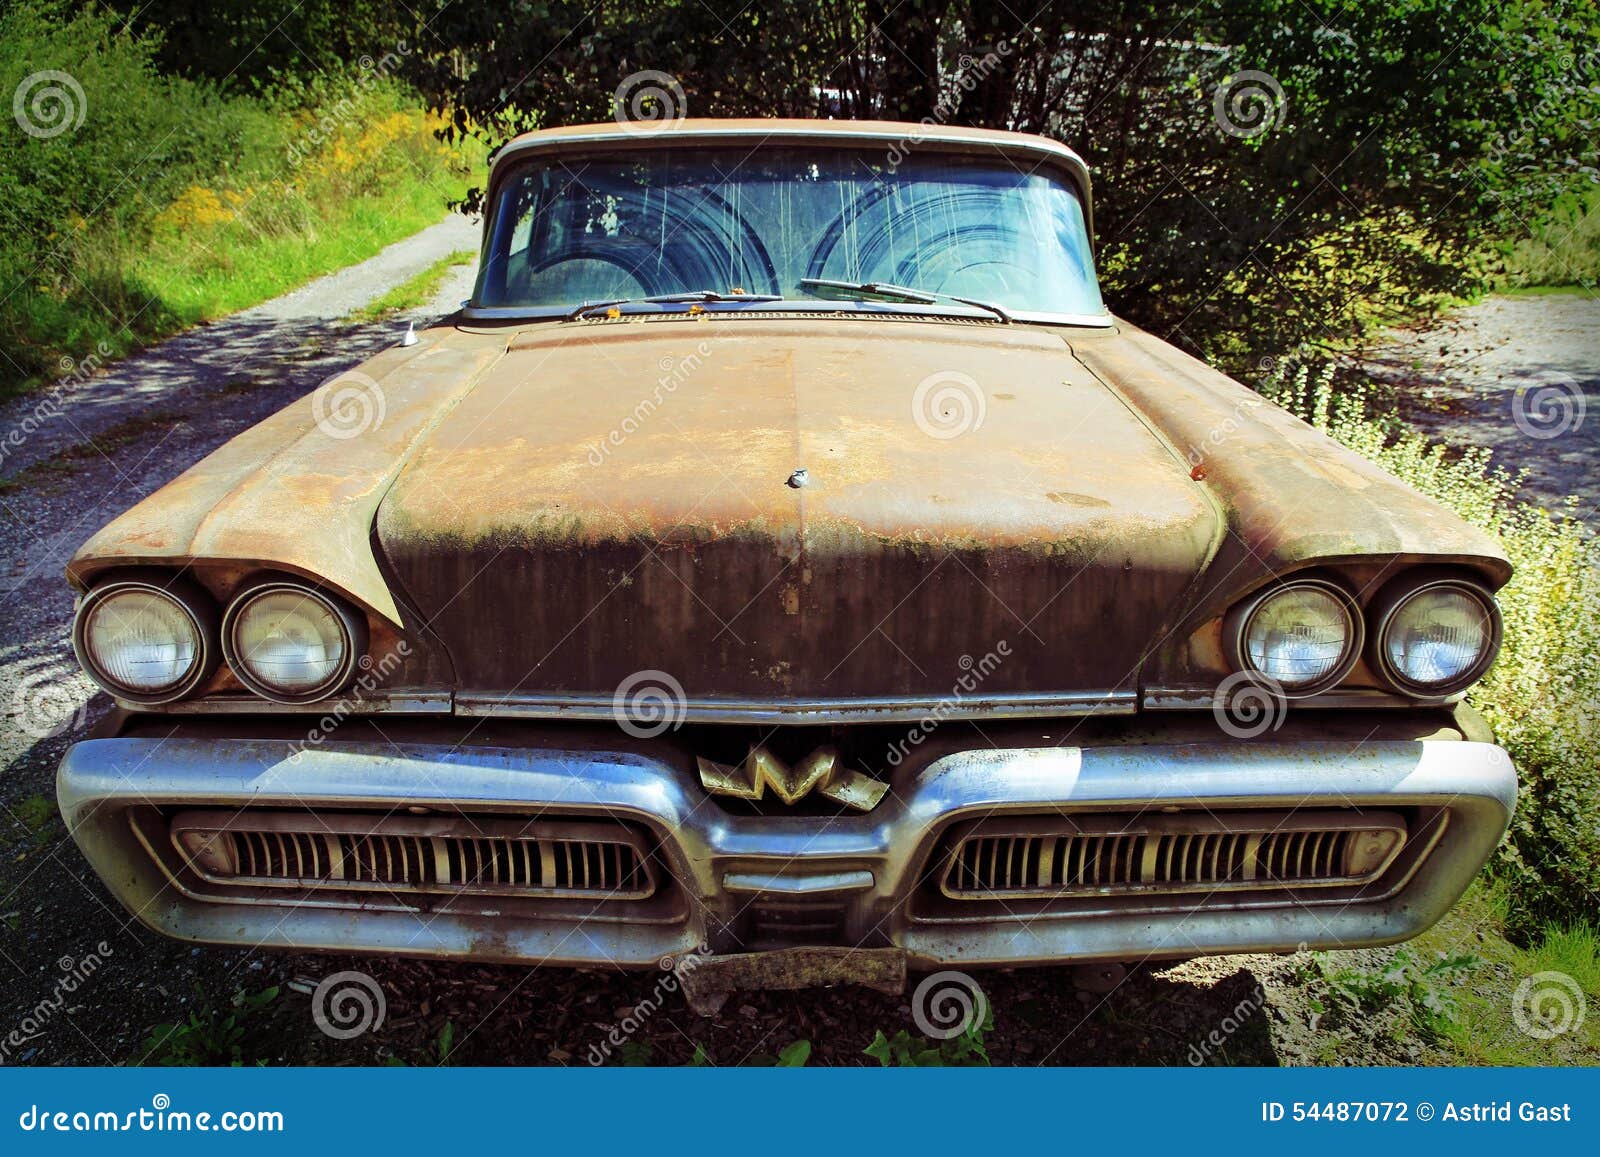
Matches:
[12,793,56,836]
[139,985,281,1067]
[345,249,477,324]
[1497,284,1595,298]
[0,2,481,398]
[1499,186,1600,290]
[1414,882,1600,1065]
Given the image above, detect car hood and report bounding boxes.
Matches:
[70,312,1509,711]
[375,317,1219,703]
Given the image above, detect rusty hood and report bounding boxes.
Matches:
[375,316,1221,702]
[69,311,1510,710]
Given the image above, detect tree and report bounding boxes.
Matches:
[406,0,1600,369]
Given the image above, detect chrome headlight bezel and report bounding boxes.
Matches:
[221,579,367,704]
[1224,577,1363,698]
[1368,576,1502,697]
[71,575,218,705]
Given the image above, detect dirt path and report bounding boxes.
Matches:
[1358,290,1600,520]
[0,255,1584,1066]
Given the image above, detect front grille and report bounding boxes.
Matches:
[939,810,1406,900]
[744,899,850,949]
[170,810,656,900]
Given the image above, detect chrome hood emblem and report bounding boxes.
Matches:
[696,744,888,811]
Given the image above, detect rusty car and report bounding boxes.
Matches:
[57,119,1515,1008]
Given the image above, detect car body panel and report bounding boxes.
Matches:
[67,328,508,628]
[376,316,1216,700]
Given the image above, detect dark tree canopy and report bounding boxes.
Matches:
[101,0,1600,370]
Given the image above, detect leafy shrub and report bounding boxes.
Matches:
[864,1011,993,1066]
[1266,366,1600,937]
[1302,949,1482,1036]
[140,985,280,1066]
[0,1,471,396]
[414,1,1600,365]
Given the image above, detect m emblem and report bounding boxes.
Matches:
[696,745,888,811]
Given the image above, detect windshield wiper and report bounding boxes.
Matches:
[797,278,1012,323]
[567,290,784,321]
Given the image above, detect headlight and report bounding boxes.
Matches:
[1226,578,1361,695]
[1371,577,1501,695]
[222,581,366,703]
[72,578,215,704]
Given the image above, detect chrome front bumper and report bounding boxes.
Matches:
[57,733,1516,969]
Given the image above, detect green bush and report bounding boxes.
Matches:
[1266,367,1600,938]
[0,1,471,395]
[1501,186,1600,289]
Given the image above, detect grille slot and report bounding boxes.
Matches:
[940,810,1406,900]
[172,810,655,901]
[744,900,850,949]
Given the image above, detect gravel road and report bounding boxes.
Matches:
[0,249,1593,1066]
[1359,290,1600,520]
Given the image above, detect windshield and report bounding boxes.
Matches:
[474,146,1104,319]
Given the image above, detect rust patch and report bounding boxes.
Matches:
[679,946,907,1015]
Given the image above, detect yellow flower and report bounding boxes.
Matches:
[153,186,234,231]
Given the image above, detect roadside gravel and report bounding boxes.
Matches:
[1358,290,1600,520]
